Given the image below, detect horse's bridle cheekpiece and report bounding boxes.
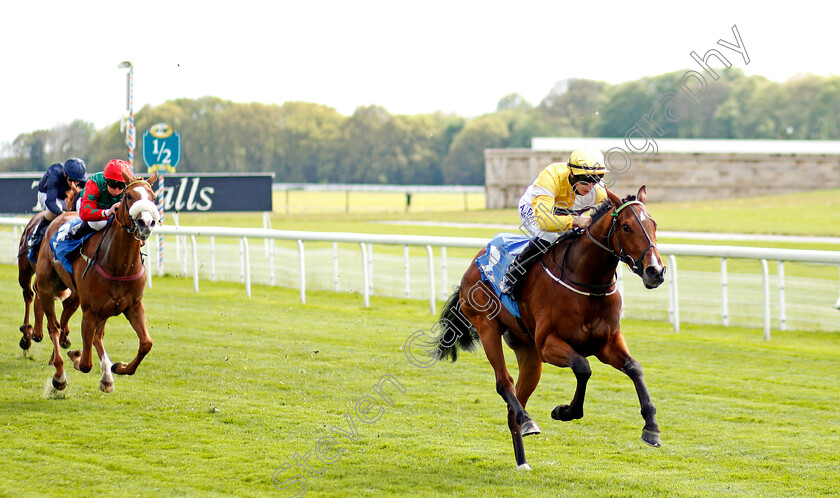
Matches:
[120,179,154,241]
[587,200,656,278]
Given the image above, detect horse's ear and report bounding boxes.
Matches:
[147,170,159,186]
[606,188,621,208]
[121,168,132,183]
[637,185,647,204]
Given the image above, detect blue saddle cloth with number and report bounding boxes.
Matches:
[49,218,95,276]
[474,233,531,318]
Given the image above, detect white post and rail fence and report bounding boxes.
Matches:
[2,217,839,340]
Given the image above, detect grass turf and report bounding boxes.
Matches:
[1,263,839,497]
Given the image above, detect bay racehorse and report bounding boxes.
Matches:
[35,169,160,393]
[431,186,666,469]
[16,186,80,352]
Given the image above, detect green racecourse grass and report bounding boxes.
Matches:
[1,188,839,496]
[1,263,840,497]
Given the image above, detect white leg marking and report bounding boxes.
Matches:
[100,353,114,385]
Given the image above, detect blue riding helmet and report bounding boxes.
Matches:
[63,158,87,182]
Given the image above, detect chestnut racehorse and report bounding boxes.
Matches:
[432,186,666,469]
[35,169,160,393]
[16,187,80,351]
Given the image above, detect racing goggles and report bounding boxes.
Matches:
[105,179,126,190]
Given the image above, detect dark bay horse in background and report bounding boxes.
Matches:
[35,170,160,393]
[433,186,666,470]
[16,186,81,352]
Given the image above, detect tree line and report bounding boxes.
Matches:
[2,68,838,185]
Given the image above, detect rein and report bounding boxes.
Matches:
[550,234,617,293]
[80,176,154,281]
[541,199,654,296]
[82,221,113,280]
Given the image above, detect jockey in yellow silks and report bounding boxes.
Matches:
[501,148,608,294]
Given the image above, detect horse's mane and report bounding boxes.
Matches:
[65,188,80,212]
[589,194,638,225]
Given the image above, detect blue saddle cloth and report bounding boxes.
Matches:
[49,218,94,276]
[474,233,531,318]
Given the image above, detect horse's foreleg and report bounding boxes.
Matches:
[69,312,97,374]
[112,302,152,376]
[623,357,660,447]
[58,293,78,350]
[597,331,660,447]
[541,334,590,422]
[92,323,114,393]
[32,296,44,343]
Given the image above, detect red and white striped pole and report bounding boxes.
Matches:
[127,64,135,168]
[157,176,165,276]
[118,61,135,168]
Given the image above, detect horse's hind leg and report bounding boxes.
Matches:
[69,311,98,374]
[471,318,540,466]
[507,343,543,470]
[540,333,591,422]
[597,330,660,447]
[38,287,66,389]
[18,267,35,350]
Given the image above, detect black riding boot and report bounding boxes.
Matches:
[67,221,96,240]
[27,217,51,250]
[501,238,551,296]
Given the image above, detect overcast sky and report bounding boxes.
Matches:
[1,1,837,150]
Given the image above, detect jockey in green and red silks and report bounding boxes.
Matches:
[68,159,131,240]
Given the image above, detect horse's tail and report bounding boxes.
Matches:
[433,287,480,363]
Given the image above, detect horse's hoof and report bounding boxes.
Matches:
[642,428,661,447]
[33,332,43,342]
[60,337,71,349]
[520,420,541,436]
[100,381,114,393]
[19,336,31,351]
[52,377,67,391]
[43,378,67,399]
[516,463,533,471]
[551,405,582,421]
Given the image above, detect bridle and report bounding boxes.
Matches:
[585,200,656,278]
[116,178,155,241]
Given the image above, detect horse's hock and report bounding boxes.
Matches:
[485,138,840,207]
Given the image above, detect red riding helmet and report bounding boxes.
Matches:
[103,159,131,182]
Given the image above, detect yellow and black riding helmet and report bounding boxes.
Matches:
[568,148,607,185]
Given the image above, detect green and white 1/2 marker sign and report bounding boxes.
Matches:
[143,123,181,174]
